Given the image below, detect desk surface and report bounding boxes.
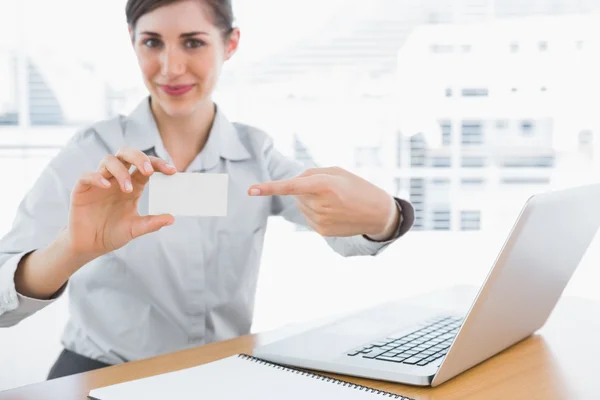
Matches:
[1,286,599,400]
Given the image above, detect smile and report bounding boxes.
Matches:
[159,84,195,96]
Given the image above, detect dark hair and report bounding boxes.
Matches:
[125,0,234,36]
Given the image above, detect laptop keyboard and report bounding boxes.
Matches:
[347,315,463,367]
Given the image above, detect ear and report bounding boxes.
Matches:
[224,28,240,61]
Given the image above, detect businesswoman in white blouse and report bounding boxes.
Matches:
[0,0,414,379]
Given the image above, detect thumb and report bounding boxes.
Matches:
[130,214,175,239]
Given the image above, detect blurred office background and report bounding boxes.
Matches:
[2,0,600,391]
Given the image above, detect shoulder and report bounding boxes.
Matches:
[69,114,127,152]
[230,122,281,160]
[232,122,274,146]
[49,114,126,172]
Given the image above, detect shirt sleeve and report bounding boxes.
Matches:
[263,136,414,257]
[0,131,98,327]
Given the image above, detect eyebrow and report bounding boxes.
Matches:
[139,31,209,38]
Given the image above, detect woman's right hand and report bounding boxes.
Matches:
[67,146,177,260]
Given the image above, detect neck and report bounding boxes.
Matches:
[150,98,215,171]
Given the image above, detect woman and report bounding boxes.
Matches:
[0,0,414,379]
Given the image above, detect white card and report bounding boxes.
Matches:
[148,173,228,216]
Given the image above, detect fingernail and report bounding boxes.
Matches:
[100,178,111,187]
[249,188,261,196]
[144,162,153,173]
[166,163,176,171]
[125,179,133,192]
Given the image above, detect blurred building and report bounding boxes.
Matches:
[0,49,19,125]
[0,49,116,129]
[390,14,600,232]
[241,0,600,86]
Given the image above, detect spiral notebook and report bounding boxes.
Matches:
[87,354,414,400]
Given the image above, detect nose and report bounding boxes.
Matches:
[160,46,186,79]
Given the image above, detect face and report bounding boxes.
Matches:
[130,0,239,117]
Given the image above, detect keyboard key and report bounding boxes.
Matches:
[402,357,423,365]
[376,356,404,363]
[363,352,389,359]
[417,360,431,366]
[371,341,391,347]
[348,346,367,354]
[439,333,455,340]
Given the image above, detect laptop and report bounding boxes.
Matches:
[253,182,600,387]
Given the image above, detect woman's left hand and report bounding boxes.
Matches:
[248,167,400,239]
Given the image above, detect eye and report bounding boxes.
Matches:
[143,38,162,48]
[185,38,205,49]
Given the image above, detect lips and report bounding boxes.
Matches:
[159,84,194,96]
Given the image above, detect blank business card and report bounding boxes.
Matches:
[149,173,228,216]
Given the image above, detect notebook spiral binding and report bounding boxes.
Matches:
[237,354,415,399]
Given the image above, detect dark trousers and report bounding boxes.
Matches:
[47,349,112,380]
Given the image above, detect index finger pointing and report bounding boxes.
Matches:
[249,176,324,196]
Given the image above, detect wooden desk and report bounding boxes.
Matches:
[1,286,599,400]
